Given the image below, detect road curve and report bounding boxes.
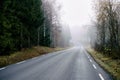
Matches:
[0,46,112,80]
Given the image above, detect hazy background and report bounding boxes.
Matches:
[57,0,96,46]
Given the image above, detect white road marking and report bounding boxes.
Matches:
[42,55,45,56]
[92,64,97,69]
[0,67,6,71]
[32,57,37,60]
[88,56,90,59]
[99,73,105,80]
[16,61,26,64]
[89,59,92,62]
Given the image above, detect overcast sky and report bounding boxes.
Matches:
[57,0,95,45]
[58,0,95,26]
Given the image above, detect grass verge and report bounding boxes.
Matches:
[0,46,64,68]
[87,48,120,80]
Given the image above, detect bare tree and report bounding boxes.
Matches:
[94,0,120,58]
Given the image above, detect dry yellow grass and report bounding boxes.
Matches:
[0,46,64,68]
[87,48,120,80]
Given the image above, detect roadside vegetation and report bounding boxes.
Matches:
[0,0,70,56]
[89,1,120,79]
[0,46,64,68]
[87,48,120,80]
[90,0,120,59]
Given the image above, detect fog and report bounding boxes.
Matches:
[57,0,96,47]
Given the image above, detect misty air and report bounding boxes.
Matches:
[0,0,120,80]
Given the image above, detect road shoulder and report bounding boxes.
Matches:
[0,46,64,68]
[87,48,120,80]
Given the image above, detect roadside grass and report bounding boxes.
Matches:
[87,48,120,80]
[0,46,64,68]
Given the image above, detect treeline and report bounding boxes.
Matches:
[42,0,71,48]
[93,0,120,59]
[0,0,71,55]
[0,0,50,55]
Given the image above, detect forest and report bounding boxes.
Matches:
[91,0,120,59]
[0,0,71,55]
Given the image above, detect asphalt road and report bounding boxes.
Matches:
[0,46,112,80]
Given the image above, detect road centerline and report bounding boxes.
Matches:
[92,64,97,69]
[89,59,92,62]
[99,73,105,80]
